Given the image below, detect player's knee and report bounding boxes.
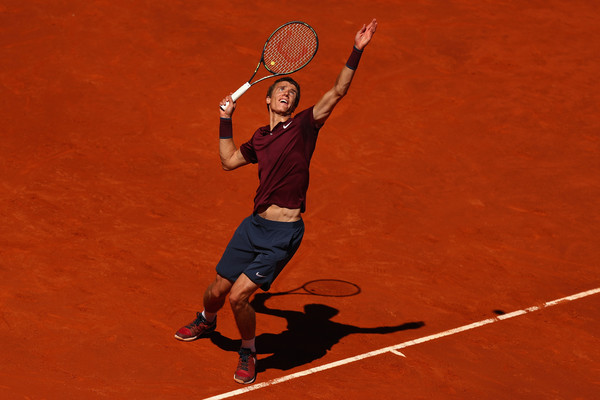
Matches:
[228,292,242,310]
[209,285,227,301]
[228,290,250,311]
[207,278,231,301]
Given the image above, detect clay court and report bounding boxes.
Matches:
[1,1,599,399]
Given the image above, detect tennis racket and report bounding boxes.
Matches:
[221,21,318,110]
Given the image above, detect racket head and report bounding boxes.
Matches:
[262,21,319,75]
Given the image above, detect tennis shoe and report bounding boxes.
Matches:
[174,312,216,341]
[234,348,257,384]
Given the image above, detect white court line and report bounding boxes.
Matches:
[203,287,600,400]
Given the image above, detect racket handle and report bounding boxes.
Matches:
[220,82,251,110]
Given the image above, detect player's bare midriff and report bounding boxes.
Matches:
[258,204,302,222]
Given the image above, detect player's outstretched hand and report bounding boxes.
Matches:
[354,19,377,50]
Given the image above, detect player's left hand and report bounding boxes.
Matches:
[354,18,377,50]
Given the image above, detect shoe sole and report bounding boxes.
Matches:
[174,334,199,342]
[233,374,256,385]
[174,329,215,342]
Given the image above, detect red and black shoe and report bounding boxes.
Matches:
[174,312,216,341]
[234,348,257,384]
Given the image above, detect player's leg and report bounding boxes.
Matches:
[174,274,233,341]
[204,273,234,314]
[229,273,260,342]
[229,273,260,384]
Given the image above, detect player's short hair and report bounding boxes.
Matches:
[266,77,301,113]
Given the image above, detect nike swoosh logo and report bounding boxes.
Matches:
[283,121,292,129]
[256,272,267,278]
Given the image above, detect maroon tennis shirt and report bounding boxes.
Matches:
[240,106,321,213]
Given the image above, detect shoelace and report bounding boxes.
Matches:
[238,351,252,371]
[186,312,206,329]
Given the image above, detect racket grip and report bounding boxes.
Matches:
[220,82,251,110]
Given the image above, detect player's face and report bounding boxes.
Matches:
[267,81,298,115]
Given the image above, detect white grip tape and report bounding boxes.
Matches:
[231,82,251,102]
[221,82,251,110]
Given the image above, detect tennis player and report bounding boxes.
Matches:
[175,19,377,384]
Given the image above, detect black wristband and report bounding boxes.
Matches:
[345,46,363,70]
[219,117,232,139]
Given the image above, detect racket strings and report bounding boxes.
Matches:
[264,23,318,74]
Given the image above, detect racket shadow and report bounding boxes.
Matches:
[210,289,425,373]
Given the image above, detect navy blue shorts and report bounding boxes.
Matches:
[216,213,305,291]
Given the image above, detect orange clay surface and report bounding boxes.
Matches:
[1,1,599,399]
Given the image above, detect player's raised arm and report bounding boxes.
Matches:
[313,19,377,125]
[218,95,249,171]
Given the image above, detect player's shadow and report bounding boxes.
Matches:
[210,292,425,372]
